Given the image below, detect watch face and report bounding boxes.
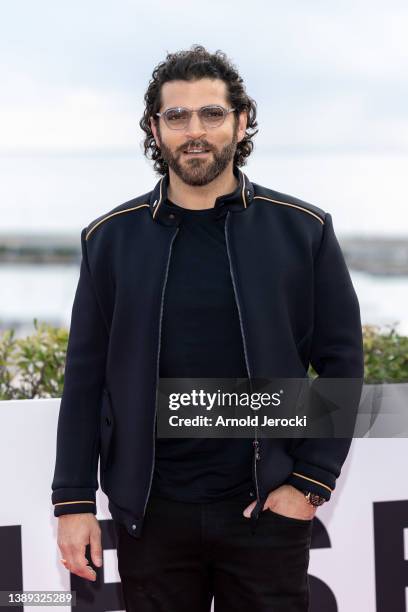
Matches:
[305,492,326,506]
[310,494,326,506]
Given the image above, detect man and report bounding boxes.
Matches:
[52,45,364,611]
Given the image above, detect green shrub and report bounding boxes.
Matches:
[0,320,407,400]
[0,318,68,400]
[362,323,408,384]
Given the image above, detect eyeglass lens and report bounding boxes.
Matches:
[164,106,226,129]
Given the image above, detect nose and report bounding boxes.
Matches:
[184,111,207,138]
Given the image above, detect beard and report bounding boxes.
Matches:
[157,125,238,187]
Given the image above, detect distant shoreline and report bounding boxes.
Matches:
[1,233,407,276]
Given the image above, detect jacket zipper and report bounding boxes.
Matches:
[224,211,260,504]
[142,227,180,516]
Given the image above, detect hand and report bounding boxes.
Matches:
[243,485,317,520]
[57,513,103,581]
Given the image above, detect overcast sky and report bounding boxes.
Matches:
[1,0,407,234]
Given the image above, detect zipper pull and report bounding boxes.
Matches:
[253,439,260,460]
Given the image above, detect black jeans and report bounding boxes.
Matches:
[114,491,313,612]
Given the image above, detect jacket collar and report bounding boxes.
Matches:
[148,165,254,225]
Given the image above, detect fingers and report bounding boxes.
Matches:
[60,544,97,581]
[71,558,97,581]
[90,529,103,567]
[243,500,257,518]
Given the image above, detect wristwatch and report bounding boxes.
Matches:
[304,491,326,507]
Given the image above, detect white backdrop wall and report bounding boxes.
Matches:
[0,398,407,612]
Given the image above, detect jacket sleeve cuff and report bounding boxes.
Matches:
[286,461,336,501]
[52,488,97,517]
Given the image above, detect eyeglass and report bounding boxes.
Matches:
[156,105,236,130]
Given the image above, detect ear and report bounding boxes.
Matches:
[150,116,161,147]
[237,110,248,144]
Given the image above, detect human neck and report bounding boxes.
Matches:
[166,165,239,211]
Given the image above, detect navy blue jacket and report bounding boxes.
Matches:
[51,165,364,538]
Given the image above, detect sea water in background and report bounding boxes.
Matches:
[2,265,407,338]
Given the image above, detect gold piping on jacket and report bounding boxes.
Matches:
[253,196,324,224]
[54,500,95,506]
[292,472,333,492]
[152,176,165,220]
[85,204,150,241]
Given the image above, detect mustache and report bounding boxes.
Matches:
[179,142,213,151]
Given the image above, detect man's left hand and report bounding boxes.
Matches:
[243,484,317,520]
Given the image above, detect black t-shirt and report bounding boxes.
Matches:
[151,199,254,502]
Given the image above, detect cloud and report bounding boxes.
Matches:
[0,78,145,151]
[1,0,407,153]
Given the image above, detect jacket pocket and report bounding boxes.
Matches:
[100,387,114,479]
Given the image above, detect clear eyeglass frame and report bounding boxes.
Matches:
[155,105,236,130]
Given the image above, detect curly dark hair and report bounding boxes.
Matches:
[140,44,258,176]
